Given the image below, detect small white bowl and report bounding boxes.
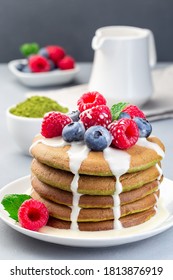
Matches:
[6,107,42,155]
[8,59,80,87]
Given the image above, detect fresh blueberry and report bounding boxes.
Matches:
[134,117,152,138]
[16,63,26,71]
[118,112,131,119]
[84,126,112,151]
[62,122,85,142]
[68,110,80,122]
[38,48,49,58]
[22,65,31,73]
[48,59,56,70]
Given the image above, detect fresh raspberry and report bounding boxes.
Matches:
[122,105,146,119]
[109,118,139,149]
[28,55,50,73]
[18,199,49,231]
[46,45,65,63]
[58,55,75,70]
[41,112,72,138]
[77,91,107,113]
[80,105,112,129]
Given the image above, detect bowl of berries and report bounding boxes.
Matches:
[8,43,80,87]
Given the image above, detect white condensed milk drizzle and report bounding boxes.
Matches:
[136,137,165,158]
[67,142,90,230]
[156,163,163,181]
[29,135,68,153]
[103,147,131,229]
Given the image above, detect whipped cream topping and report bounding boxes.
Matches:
[30,135,164,231]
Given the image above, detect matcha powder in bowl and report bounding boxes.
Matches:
[10,96,69,118]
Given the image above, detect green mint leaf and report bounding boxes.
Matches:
[20,43,39,57]
[111,102,129,120]
[1,194,31,222]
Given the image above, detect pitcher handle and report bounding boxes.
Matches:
[92,35,104,50]
[148,30,157,67]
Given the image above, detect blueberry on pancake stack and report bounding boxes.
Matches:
[30,92,165,231]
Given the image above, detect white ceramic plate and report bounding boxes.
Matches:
[0,176,173,247]
[8,59,80,87]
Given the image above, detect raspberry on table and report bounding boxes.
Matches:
[18,198,49,231]
[80,105,112,129]
[58,55,75,70]
[46,45,65,63]
[109,118,139,149]
[77,91,107,113]
[28,55,51,73]
[41,112,72,138]
[122,104,146,119]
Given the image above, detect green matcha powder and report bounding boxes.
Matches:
[10,96,69,118]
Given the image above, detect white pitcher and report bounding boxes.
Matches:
[88,26,157,107]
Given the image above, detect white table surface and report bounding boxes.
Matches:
[0,63,173,260]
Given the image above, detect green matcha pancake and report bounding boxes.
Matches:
[30,135,164,176]
[47,208,156,231]
[31,189,159,222]
[31,175,160,208]
[31,159,161,195]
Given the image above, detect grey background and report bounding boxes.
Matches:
[0,0,173,62]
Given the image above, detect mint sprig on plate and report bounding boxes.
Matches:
[111,102,129,121]
[1,194,31,222]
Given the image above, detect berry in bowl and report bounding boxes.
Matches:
[8,43,80,87]
[6,96,69,155]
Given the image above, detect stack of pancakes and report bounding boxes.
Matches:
[30,135,165,231]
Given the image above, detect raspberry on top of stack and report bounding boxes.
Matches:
[30,91,165,232]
